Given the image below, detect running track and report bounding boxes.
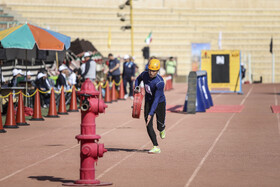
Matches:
[1,83,280,187]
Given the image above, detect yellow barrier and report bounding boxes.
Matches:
[113,79,122,86]
[0,86,79,99]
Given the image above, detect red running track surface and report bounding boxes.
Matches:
[166,105,244,113]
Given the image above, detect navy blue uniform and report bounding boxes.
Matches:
[135,71,166,115]
[108,58,121,88]
[135,71,166,146]
[122,61,135,97]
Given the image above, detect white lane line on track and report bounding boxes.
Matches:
[97,115,189,179]
[240,86,253,105]
[0,143,78,182]
[184,113,236,187]
[0,84,188,181]
[273,87,280,135]
[99,90,223,180]
[0,119,134,182]
[185,85,253,187]
[0,86,224,182]
[1,126,65,151]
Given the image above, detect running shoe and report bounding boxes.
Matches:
[160,130,166,139]
[124,94,128,99]
[148,146,161,154]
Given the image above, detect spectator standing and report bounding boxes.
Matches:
[68,68,79,88]
[108,53,121,88]
[166,56,177,81]
[96,58,106,82]
[80,52,96,82]
[241,62,246,80]
[122,55,135,100]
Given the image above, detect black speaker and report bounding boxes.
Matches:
[142,47,149,59]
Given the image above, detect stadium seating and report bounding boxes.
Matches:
[0,2,279,83]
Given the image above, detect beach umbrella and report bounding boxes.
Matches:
[0,23,71,102]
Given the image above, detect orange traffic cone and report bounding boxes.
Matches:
[0,107,7,133]
[118,79,125,100]
[104,81,112,103]
[4,94,18,128]
[168,78,171,90]
[30,89,44,121]
[16,92,29,126]
[45,88,59,118]
[111,81,117,102]
[68,86,78,112]
[164,78,168,91]
[58,86,68,115]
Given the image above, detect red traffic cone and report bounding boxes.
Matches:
[4,94,18,128]
[118,79,125,100]
[98,84,103,100]
[58,86,68,115]
[68,86,78,112]
[0,107,7,133]
[30,89,44,121]
[111,81,117,102]
[16,92,29,126]
[104,81,112,103]
[45,88,59,118]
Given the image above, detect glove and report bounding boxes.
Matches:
[134,86,140,93]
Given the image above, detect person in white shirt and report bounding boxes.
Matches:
[68,68,79,88]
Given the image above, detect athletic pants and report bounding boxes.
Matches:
[144,101,166,146]
[123,77,134,96]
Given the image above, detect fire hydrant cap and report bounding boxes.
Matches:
[78,78,99,96]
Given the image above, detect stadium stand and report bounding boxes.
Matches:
[0,0,279,83]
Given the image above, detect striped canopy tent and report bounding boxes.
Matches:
[0,23,70,61]
[0,23,71,94]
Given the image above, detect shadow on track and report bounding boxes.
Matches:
[28,176,75,183]
[107,147,149,153]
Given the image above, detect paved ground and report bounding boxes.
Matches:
[1,83,280,187]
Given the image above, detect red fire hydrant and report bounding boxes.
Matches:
[64,79,112,186]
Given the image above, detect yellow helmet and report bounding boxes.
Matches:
[148,59,160,71]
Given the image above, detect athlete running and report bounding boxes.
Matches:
[134,58,166,154]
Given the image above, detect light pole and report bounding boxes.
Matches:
[129,0,134,56]
[118,0,134,56]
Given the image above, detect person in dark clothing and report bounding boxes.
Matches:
[122,55,135,99]
[56,64,69,90]
[9,69,23,87]
[35,72,51,108]
[108,53,121,88]
[134,58,166,154]
[241,63,246,80]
